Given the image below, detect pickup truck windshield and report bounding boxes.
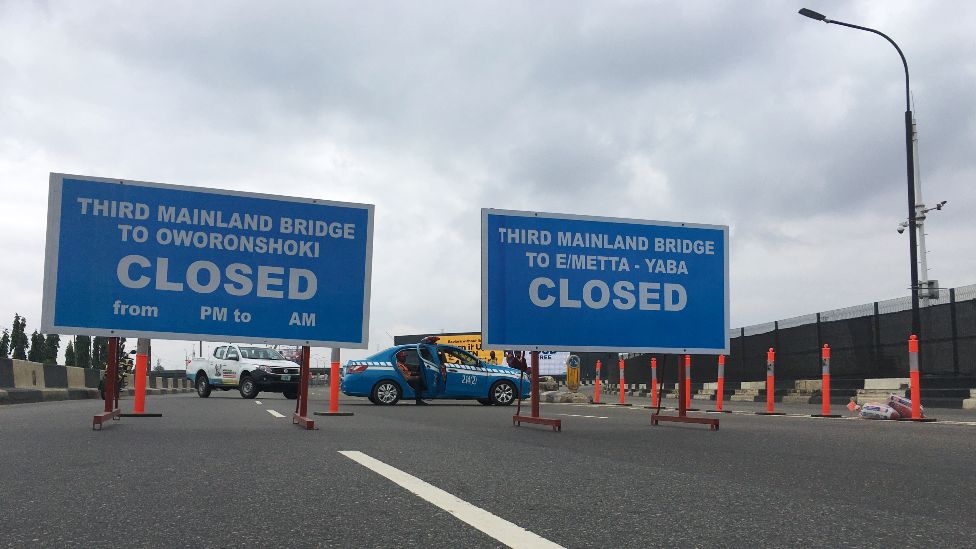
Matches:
[238,347,286,360]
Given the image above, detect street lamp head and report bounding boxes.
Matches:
[798,8,829,22]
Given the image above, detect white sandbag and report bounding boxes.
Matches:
[887,394,924,418]
[859,403,900,420]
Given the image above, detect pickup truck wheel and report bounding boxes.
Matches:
[490,381,516,406]
[196,375,212,398]
[239,375,259,399]
[283,390,298,399]
[372,381,401,405]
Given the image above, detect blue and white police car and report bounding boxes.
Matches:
[341,339,531,405]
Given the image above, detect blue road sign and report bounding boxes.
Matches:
[481,209,729,354]
[42,173,374,348]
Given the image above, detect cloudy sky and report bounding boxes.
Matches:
[2,1,974,367]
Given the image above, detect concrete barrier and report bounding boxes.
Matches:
[0,358,194,405]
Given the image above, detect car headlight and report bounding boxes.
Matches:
[257,365,272,373]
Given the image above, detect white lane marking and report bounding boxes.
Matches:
[267,409,285,418]
[255,401,262,405]
[339,451,564,549]
[556,413,609,419]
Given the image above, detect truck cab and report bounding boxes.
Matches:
[187,344,301,399]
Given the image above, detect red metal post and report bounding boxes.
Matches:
[292,346,315,429]
[594,360,601,404]
[106,337,118,412]
[512,351,561,431]
[678,354,687,417]
[530,350,540,417]
[716,355,725,412]
[909,335,921,419]
[650,357,658,408]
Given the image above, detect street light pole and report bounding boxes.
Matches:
[799,8,922,339]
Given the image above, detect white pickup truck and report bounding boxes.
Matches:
[186,345,301,399]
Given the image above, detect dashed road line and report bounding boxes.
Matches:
[255,401,262,405]
[556,413,609,419]
[267,409,285,418]
[339,451,564,549]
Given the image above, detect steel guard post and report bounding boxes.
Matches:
[292,346,316,430]
[513,351,562,432]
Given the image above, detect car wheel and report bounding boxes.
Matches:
[367,394,378,404]
[490,381,516,406]
[372,381,401,405]
[98,380,105,401]
[196,374,212,398]
[477,398,493,406]
[283,390,298,400]
[239,375,259,399]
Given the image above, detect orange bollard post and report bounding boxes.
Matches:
[594,360,602,404]
[909,335,921,419]
[812,344,840,417]
[133,352,148,414]
[650,358,658,408]
[617,357,631,406]
[712,355,727,413]
[315,347,354,417]
[684,355,700,411]
[758,347,784,415]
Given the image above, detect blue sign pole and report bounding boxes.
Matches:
[42,173,374,348]
[481,209,729,354]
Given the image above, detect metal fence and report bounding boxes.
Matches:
[603,284,976,385]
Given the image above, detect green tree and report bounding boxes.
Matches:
[0,329,9,359]
[10,313,28,360]
[92,336,107,369]
[64,340,76,366]
[75,335,91,369]
[43,333,61,365]
[28,331,46,362]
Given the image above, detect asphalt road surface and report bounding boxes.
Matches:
[2,390,975,548]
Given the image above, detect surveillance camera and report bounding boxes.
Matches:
[897,226,905,234]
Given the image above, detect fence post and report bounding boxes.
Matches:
[950,288,959,376]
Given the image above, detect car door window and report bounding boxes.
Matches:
[214,347,226,360]
[440,347,479,367]
[225,347,239,361]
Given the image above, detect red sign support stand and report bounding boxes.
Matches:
[292,346,316,430]
[651,352,719,430]
[513,351,562,432]
[92,336,121,430]
[315,348,354,417]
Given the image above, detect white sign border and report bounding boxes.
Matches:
[480,208,730,355]
[41,172,375,349]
